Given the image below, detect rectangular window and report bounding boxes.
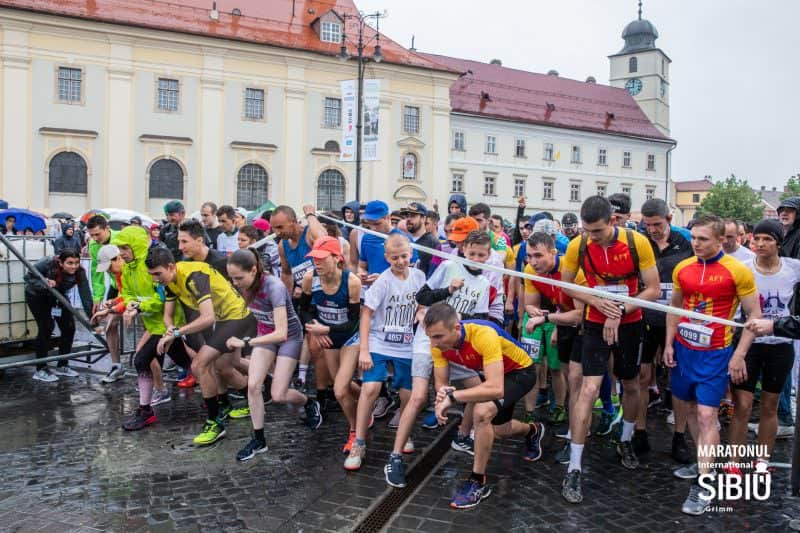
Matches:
[515,138,526,158]
[622,185,632,196]
[623,151,632,168]
[486,135,497,154]
[514,177,526,198]
[244,88,265,120]
[571,145,582,164]
[157,78,179,112]
[543,142,554,161]
[646,186,656,200]
[57,67,82,103]
[598,148,607,166]
[543,181,554,201]
[570,183,581,202]
[647,153,656,171]
[597,184,607,197]
[453,131,465,151]
[484,175,496,196]
[403,106,420,134]
[323,97,341,128]
[692,193,701,203]
[321,21,341,43]
[451,173,464,193]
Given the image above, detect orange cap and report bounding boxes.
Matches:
[448,217,480,243]
[305,235,342,260]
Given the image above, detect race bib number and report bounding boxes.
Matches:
[318,305,348,325]
[520,337,542,361]
[292,260,313,288]
[311,276,322,292]
[51,306,62,318]
[657,283,673,306]
[383,324,413,344]
[596,284,628,296]
[678,322,713,348]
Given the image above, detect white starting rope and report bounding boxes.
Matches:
[317,212,743,329]
[252,233,276,250]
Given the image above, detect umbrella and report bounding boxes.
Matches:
[80,209,109,224]
[254,200,276,215]
[52,212,74,220]
[0,208,47,232]
[101,208,156,228]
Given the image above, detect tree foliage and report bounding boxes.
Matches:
[781,175,800,201]
[696,174,764,223]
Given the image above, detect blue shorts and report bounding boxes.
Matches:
[670,341,733,408]
[362,353,412,391]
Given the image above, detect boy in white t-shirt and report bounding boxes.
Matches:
[344,233,426,471]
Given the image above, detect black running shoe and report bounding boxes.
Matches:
[617,440,640,470]
[671,432,692,464]
[562,470,582,504]
[236,437,268,462]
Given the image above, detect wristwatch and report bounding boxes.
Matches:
[543,312,550,323]
[242,337,251,349]
[618,304,626,317]
[447,390,457,404]
[172,328,182,339]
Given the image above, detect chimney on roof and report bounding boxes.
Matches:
[490,59,502,66]
[773,187,777,191]
[547,69,559,76]
[232,8,241,16]
[410,35,416,52]
[761,185,766,191]
[480,91,491,102]
[586,76,596,84]
[209,1,219,20]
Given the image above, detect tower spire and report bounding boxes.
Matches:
[638,0,642,20]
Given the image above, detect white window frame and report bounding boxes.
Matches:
[570,182,581,203]
[322,97,342,129]
[243,87,266,121]
[451,173,464,193]
[543,142,555,161]
[646,186,656,200]
[486,135,497,154]
[513,176,526,198]
[155,77,181,113]
[596,183,607,197]
[542,180,554,201]
[321,21,342,44]
[622,184,632,196]
[515,138,526,158]
[453,130,465,151]
[403,105,420,135]
[598,147,607,166]
[484,174,497,196]
[647,153,656,171]
[571,145,582,164]
[623,151,632,168]
[56,65,84,105]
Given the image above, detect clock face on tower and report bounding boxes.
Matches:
[625,78,643,96]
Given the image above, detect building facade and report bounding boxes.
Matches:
[673,177,714,225]
[0,0,456,217]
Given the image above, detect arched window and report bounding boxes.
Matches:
[324,140,340,153]
[629,57,638,73]
[49,152,87,194]
[402,153,417,180]
[237,164,269,210]
[317,169,345,211]
[149,159,184,199]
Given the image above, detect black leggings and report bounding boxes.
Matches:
[26,294,75,370]
[134,335,191,377]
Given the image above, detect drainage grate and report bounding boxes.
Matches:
[352,420,457,533]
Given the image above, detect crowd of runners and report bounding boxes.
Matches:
[19,191,800,514]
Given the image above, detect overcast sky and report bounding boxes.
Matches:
[357,0,799,190]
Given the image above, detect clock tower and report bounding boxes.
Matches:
[609,2,671,136]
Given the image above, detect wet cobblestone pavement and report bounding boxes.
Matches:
[1,363,799,532]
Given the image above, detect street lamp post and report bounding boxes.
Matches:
[338,10,386,203]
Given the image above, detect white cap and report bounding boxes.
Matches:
[235,207,249,218]
[96,244,120,273]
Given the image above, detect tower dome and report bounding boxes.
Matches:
[618,2,658,53]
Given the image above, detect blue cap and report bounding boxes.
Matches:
[363,200,390,221]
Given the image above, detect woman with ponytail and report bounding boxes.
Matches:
[226,248,323,462]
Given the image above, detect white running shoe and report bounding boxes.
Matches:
[101,365,124,383]
[33,369,58,382]
[52,366,79,378]
[402,438,415,454]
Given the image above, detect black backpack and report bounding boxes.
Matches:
[577,228,640,284]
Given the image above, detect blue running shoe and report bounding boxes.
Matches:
[450,478,492,509]
[421,411,439,430]
[523,422,545,462]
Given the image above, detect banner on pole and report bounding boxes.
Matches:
[340,80,356,161]
[362,79,380,161]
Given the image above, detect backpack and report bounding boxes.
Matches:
[577,228,640,284]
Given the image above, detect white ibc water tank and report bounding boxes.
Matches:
[0,237,55,342]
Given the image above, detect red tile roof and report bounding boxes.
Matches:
[674,178,714,192]
[0,0,449,71]
[418,52,672,142]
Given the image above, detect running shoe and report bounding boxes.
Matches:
[673,463,699,480]
[176,367,188,381]
[262,386,273,406]
[648,388,662,408]
[451,434,475,455]
[304,400,323,429]
[671,432,692,464]
[344,442,366,471]
[523,422,545,462]
[193,420,226,446]
[616,440,639,470]
[748,422,759,433]
[101,365,124,383]
[554,441,571,465]
[228,389,246,400]
[384,454,407,488]
[611,394,620,408]
[450,478,492,509]
[372,397,392,419]
[561,470,583,504]
[229,406,251,419]
[342,431,356,454]
[549,405,567,425]
[32,369,58,382]
[151,389,172,406]
[218,404,233,421]
[777,425,795,439]
[402,438,415,454]
[593,398,603,410]
[722,463,743,477]
[387,409,401,429]
[596,407,622,436]
[632,429,650,455]
[535,390,550,409]
[162,357,177,372]
[177,374,197,388]
[236,437,268,462]
[666,410,675,425]
[121,407,156,431]
[52,366,79,377]
[682,482,712,516]
[421,412,439,429]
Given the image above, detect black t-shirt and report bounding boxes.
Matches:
[205,226,223,250]
[203,248,231,281]
[413,231,440,276]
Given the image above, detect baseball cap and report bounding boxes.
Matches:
[163,200,185,215]
[401,202,428,216]
[362,200,390,221]
[253,218,271,233]
[448,216,480,243]
[562,212,579,226]
[533,219,559,238]
[96,244,121,273]
[236,207,249,219]
[305,236,343,260]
